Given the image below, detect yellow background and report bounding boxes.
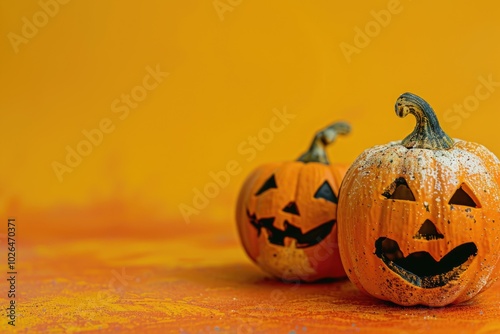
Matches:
[1,1,500,234]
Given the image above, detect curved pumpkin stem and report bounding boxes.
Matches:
[395,92,454,150]
[297,121,351,164]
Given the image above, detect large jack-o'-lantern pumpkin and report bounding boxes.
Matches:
[236,122,351,282]
[338,93,500,306]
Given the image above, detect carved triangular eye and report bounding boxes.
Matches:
[449,184,480,208]
[314,181,337,203]
[255,174,277,195]
[382,177,416,201]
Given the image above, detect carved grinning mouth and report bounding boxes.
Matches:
[247,210,335,248]
[375,237,478,288]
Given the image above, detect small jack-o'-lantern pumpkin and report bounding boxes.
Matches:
[236,121,351,282]
[338,93,500,306]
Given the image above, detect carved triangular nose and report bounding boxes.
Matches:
[282,201,300,216]
[414,219,444,240]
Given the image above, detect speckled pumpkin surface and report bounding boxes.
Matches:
[5,222,500,333]
[338,93,500,307]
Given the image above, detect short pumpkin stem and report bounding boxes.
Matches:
[297,121,351,164]
[395,92,454,150]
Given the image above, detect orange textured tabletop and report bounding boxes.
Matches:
[4,218,500,334]
[4,1,500,333]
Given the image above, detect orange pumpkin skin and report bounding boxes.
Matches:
[338,93,500,306]
[236,122,350,282]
